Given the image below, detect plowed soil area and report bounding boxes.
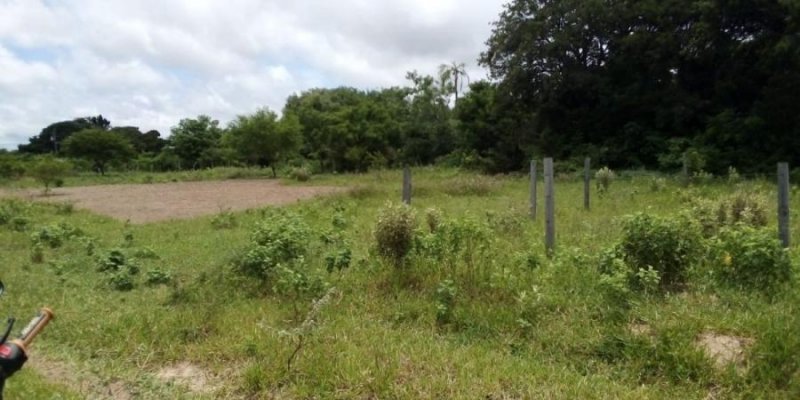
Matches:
[1,180,343,223]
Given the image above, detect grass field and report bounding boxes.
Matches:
[1,167,798,399]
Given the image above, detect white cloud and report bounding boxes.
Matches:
[0,0,506,149]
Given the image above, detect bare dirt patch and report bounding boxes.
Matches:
[695,332,754,370]
[156,362,217,394]
[0,180,343,223]
[27,356,134,399]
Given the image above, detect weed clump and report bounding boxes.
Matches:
[709,226,792,292]
[595,167,616,194]
[211,209,237,230]
[600,213,702,290]
[690,191,767,237]
[441,175,499,196]
[374,202,416,267]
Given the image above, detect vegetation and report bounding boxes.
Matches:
[1,169,796,398]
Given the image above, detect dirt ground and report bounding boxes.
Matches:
[0,180,343,223]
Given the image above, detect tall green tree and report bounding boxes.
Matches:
[62,129,135,175]
[168,115,224,169]
[225,108,300,176]
[481,0,800,172]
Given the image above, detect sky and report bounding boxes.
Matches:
[0,0,507,149]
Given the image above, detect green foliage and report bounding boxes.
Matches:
[324,246,352,273]
[30,222,83,248]
[289,166,311,182]
[95,248,140,291]
[710,226,793,291]
[595,167,616,194]
[169,115,225,169]
[232,211,311,284]
[602,213,702,289]
[225,108,300,175]
[374,202,417,267]
[435,279,457,326]
[482,0,800,172]
[690,191,768,237]
[0,200,30,231]
[27,156,73,194]
[441,175,499,196]
[649,177,667,192]
[0,154,25,179]
[210,209,237,230]
[62,129,135,175]
[145,268,173,286]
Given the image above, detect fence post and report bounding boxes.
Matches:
[402,166,412,205]
[778,162,790,248]
[584,157,591,211]
[544,158,555,255]
[530,160,537,219]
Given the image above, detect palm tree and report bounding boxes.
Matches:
[438,62,469,106]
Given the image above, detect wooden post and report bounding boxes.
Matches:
[530,160,537,219]
[544,158,555,255]
[778,162,790,248]
[584,157,591,211]
[402,166,412,205]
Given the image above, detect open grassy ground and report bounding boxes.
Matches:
[1,167,798,399]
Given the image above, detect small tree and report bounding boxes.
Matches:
[27,157,72,195]
[225,108,300,177]
[62,129,135,175]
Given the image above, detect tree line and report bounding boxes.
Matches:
[5,0,798,178]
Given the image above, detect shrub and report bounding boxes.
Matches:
[27,157,72,195]
[31,223,83,249]
[595,167,616,194]
[325,246,352,273]
[710,226,792,291]
[289,167,311,182]
[145,268,173,286]
[96,248,140,291]
[211,210,237,229]
[232,211,311,282]
[435,279,457,326]
[602,213,702,289]
[424,207,443,233]
[689,191,768,237]
[374,202,417,267]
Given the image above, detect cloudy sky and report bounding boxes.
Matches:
[0,0,507,149]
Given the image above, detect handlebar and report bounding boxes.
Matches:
[0,308,54,399]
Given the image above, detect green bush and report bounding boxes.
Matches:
[30,223,83,249]
[374,202,417,267]
[710,226,792,291]
[602,213,702,290]
[27,156,73,194]
[211,210,237,229]
[289,167,311,182]
[232,211,311,282]
[435,279,457,326]
[145,268,173,286]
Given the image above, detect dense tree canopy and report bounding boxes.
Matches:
[168,115,226,169]
[62,129,135,175]
[481,0,800,172]
[225,108,300,176]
